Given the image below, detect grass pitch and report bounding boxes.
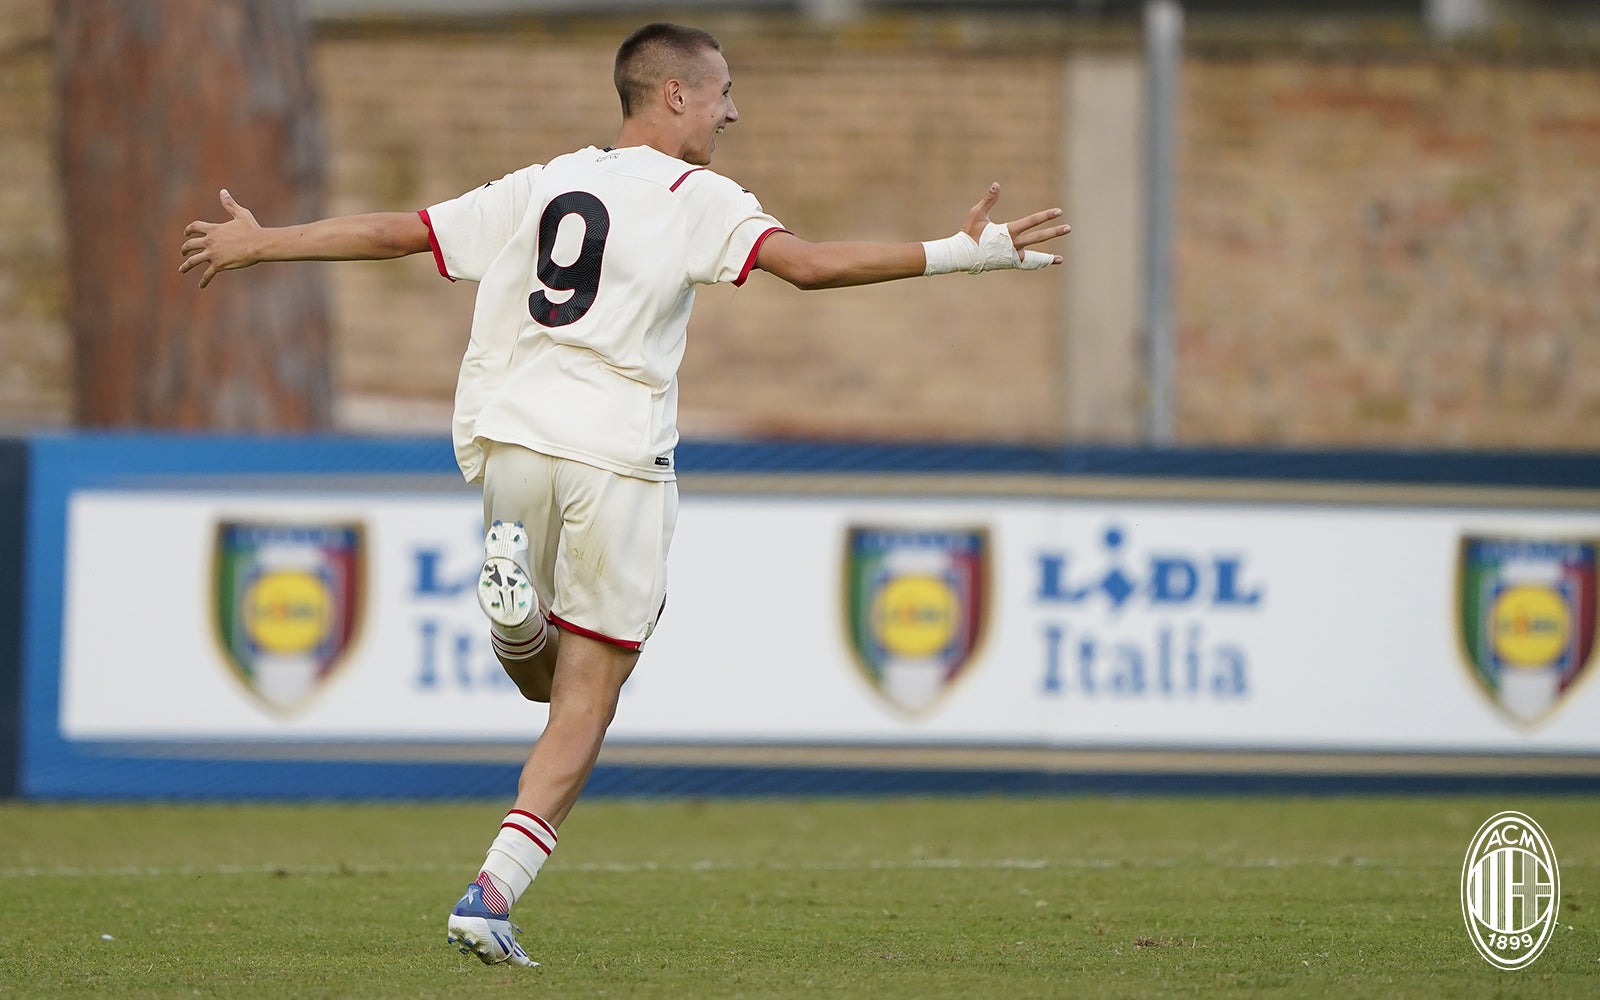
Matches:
[1,795,1596,998]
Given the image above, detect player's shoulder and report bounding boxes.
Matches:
[663,166,763,217]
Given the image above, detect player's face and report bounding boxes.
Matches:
[681,51,738,166]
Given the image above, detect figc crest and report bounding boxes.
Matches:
[844,526,989,715]
[213,521,365,712]
[1457,535,1597,726]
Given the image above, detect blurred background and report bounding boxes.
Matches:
[2,0,1599,801]
[4,0,1597,447]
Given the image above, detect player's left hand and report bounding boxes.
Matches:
[962,182,1070,266]
[179,189,263,288]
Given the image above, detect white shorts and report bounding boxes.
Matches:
[481,441,678,648]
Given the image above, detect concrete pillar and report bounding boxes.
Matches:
[1061,53,1145,442]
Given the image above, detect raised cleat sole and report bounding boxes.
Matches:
[477,556,536,627]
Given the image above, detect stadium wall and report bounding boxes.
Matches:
[3,4,1600,448]
[7,432,1600,801]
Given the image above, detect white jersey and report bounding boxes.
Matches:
[422,145,787,482]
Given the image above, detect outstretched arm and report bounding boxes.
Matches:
[179,189,432,288]
[755,182,1069,291]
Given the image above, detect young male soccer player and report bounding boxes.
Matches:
[180,21,1070,968]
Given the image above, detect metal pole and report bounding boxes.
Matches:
[1142,0,1182,444]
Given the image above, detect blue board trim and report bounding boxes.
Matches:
[18,757,1600,800]
[676,439,1600,488]
[0,440,26,798]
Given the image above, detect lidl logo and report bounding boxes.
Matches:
[214,521,365,712]
[844,526,988,715]
[1457,536,1597,726]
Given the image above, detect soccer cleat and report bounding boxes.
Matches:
[477,519,538,628]
[446,882,538,968]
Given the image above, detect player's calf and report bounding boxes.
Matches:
[494,634,558,702]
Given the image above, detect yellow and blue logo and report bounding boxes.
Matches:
[213,521,365,712]
[1457,535,1596,726]
[844,526,988,715]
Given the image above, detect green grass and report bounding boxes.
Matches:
[1,796,1596,998]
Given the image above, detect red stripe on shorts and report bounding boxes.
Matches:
[549,614,643,651]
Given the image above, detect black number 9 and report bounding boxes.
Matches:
[529,191,610,328]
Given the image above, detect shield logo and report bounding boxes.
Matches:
[844,526,989,715]
[213,521,365,713]
[1457,535,1597,726]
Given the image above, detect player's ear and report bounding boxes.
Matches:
[664,78,685,113]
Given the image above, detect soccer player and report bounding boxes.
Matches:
[180,21,1070,968]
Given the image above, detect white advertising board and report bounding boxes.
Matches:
[59,489,1600,751]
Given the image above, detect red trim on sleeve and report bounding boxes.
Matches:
[670,167,707,192]
[417,208,454,282]
[733,227,790,287]
[549,614,644,651]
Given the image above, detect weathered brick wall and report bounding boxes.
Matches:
[312,15,1070,441]
[4,5,1599,448]
[0,0,67,429]
[1179,50,1600,448]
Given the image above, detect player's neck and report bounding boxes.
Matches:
[612,120,696,163]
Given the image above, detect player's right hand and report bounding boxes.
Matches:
[179,189,262,288]
[962,182,1070,266]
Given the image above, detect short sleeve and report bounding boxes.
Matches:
[420,164,543,282]
[680,172,788,288]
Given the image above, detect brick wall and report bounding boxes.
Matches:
[4,5,1599,448]
[0,0,67,429]
[1178,50,1600,448]
[312,15,1071,442]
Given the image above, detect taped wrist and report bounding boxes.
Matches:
[923,222,1051,275]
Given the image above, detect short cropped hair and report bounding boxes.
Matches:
[614,22,723,118]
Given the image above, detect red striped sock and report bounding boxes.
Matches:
[474,871,510,916]
[478,809,558,915]
[490,621,551,662]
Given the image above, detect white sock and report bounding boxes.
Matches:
[476,809,557,916]
[490,614,552,658]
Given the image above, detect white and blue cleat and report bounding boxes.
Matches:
[446,882,537,968]
[477,519,537,628]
